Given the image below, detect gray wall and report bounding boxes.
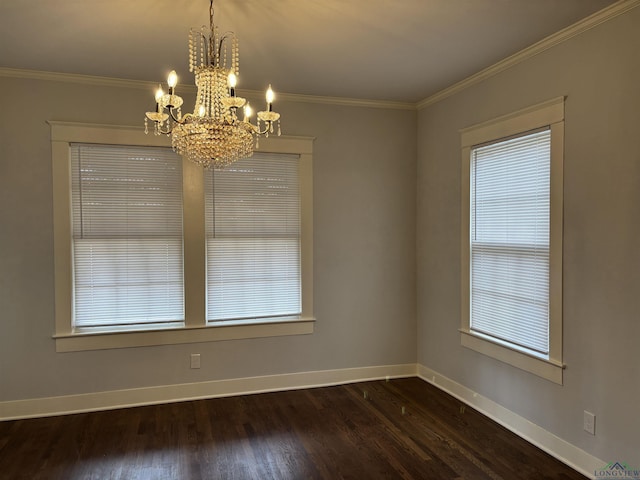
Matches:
[417,7,640,464]
[0,77,417,401]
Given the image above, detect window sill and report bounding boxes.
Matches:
[54,317,315,352]
[459,329,564,385]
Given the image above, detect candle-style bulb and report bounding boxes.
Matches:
[155,85,164,102]
[266,85,275,104]
[228,72,237,88]
[228,72,237,97]
[244,103,253,119]
[167,70,178,88]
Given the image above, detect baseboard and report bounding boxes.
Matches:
[417,364,604,479]
[0,363,416,421]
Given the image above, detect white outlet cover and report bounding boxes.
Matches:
[190,353,201,369]
[583,410,596,435]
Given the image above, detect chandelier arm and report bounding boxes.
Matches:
[202,33,211,66]
[247,122,273,136]
[153,111,193,134]
[217,32,235,61]
[155,123,173,135]
[168,106,183,124]
[167,110,198,125]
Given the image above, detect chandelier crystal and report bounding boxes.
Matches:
[145,0,281,169]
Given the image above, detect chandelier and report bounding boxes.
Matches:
[144,0,281,169]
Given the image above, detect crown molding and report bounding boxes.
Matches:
[0,67,415,111]
[274,92,416,110]
[0,67,156,90]
[417,0,640,110]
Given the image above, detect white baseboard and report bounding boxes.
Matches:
[417,364,604,480]
[0,363,416,421]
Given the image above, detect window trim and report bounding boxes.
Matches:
[51,121,315,352]
[459,97,564,384]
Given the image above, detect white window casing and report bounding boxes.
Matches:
[460,97,564,384]
[51,122,314,352]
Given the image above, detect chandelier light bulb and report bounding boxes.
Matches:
[266,85,275,105]
[244,103,253,119]
[228,72,237,88]
[228,72,237,97]
[167,70,178,89]
[155,86,164,103]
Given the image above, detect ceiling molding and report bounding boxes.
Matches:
[0,67,155,91]
[275,92,415,110]
[417,0,640,110]
[0,67,415,111]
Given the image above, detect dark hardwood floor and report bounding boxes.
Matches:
[0,377,585,479]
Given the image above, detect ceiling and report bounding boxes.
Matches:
[0,0,616,103]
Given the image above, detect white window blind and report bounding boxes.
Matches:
[470,129,550,354]
[205,153,301,322]
[71,144,184,329]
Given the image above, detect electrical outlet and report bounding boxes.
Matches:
[583,410,595,435]
[190,353,201,369]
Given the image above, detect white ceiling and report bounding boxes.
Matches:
[0,0,616,103]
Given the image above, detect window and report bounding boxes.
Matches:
[205,153,301,322]
[460,98,564,384]
[471,130,550,354]
[71,144,184,330]
[51,122,314,352]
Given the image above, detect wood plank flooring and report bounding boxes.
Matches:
[0,378,586,479]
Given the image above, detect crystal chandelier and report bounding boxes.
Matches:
[145,0,281,169]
